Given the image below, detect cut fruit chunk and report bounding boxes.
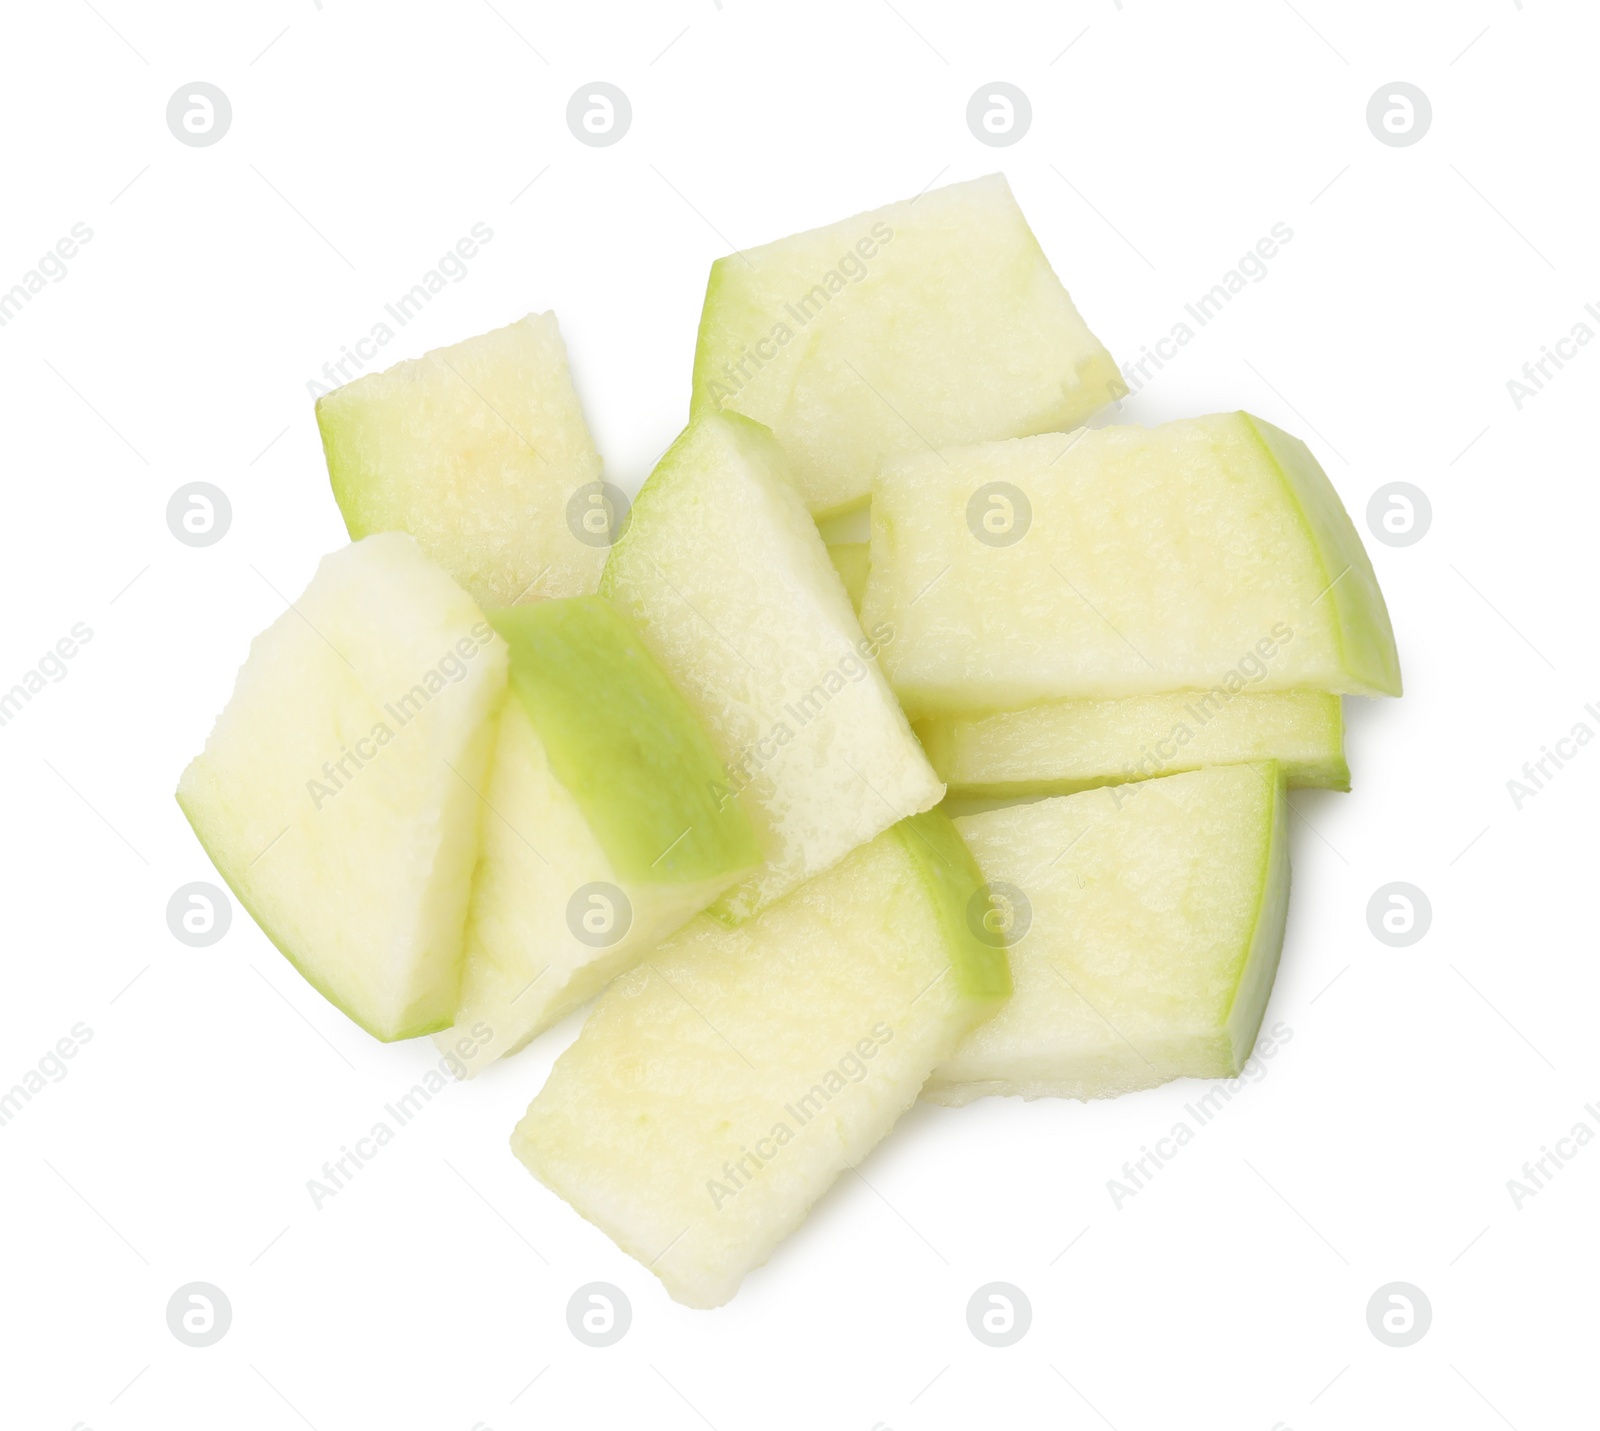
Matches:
[692,174,1124,518]
[827,541,870,613]
[437,597,761,1074]
[925,763,1289,1105]
[316,312,607,610]
[177,534,507,1041]
[918,691,1348,799]
[599,411,943,921]
[511,811,1010,1308]
[861,413,1402,718]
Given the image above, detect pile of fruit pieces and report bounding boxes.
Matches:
[180,175,1399,1308]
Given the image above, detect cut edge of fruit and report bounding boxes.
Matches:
[1221,760,1292,1072]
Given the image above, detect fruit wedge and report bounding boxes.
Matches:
[692,174,1124,518]
[924,762,1289,1105]
[177,534,507,1041]
[511,811,1010,1308]
[437,597,761,1074]
[861,414,1401,718]
[827,541,870,613]
[919,691,1348,798]
[316,312,608,609]
[600,411,943,921]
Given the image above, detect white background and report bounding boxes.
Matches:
[1,1,1594,1427]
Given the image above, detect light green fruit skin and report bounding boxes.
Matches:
[890,809,1012,1008]
[509,812,1011,1308]
[435,597,761,1072]
[925,762,1290,1105]
[1243,414,1401,697]
[826,541,871,612]
[917,691,1349,799]
[489,597,761,883]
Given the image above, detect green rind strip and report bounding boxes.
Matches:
[891,810,1012,1003]
[488,597,761,885]
[1222,761,1292,1070]
[1243,413,1402,697]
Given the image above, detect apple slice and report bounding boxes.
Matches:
[177,534,507,1041]
[316,312,607,610]
[861,414,1401,718]
[919,691,1347,798]
[599,411,943,921]
[511,811,1010,1308]
[827,541,870,612]
[692,175,1124,518]
[437,597,761,1074]
[925,762,1289,1105]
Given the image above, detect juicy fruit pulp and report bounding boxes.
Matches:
[511,812,1009,1308]
[861,413,1401,718]
[599,410,944,921]
[918,691,1348,798]
[692,174,1124,518]
[177,534,507,1041]
[439,597,760,1072]
[925,763,1289,1105]
[317,312,606,610]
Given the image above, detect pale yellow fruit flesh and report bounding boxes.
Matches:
[600,411,943,921]
[511,813,1008,1308]
[317,312,606,609]
[861,413,1401,717]
[926,763,1289,1105]
[693,174,1124,518]
[918,691,1348,798]
[176,534,507,1041]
